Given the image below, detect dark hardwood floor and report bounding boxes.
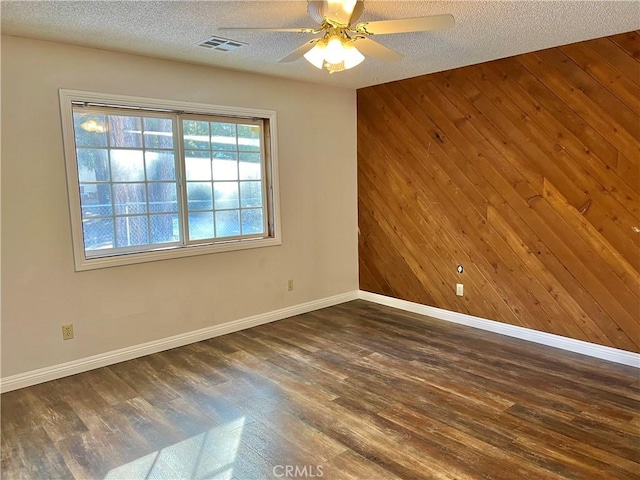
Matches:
[2,300,639,479]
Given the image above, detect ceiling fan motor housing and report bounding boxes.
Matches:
[307,0,365,26]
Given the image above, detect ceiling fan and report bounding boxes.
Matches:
[220,0,454,74]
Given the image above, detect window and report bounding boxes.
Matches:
[60,90,281,271]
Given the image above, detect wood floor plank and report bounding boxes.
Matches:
[322,449,403,480]
[2,427,75,480]
[2,301,639,479]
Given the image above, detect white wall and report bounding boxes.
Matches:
[1,36,358,378]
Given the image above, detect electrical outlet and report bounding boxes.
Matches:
[456,284,464,296]
[62,323,74,340]
[287,279,294,291]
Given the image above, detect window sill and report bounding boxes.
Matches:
[74,236,282,271]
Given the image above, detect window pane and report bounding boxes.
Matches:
[183,120,210,150]
[241,209,264,235]
[240,181,263,208]
[215,210,240,238]
[116,216,149,247]
[81,184,112,217]
[189,212,214,240]
[211,122,236,151]
[148,183,178,213]
[68,102,274,265]
[77,149,110,182]
[150,214,179,243]
[143,117,174,149]
[111,150,144,182]
[185,151,212,181]
[83,217,114,250]
[145,151,175,181]
[237,124,261,152]
[113,183,147,215]
[187,182,213,211]
[109,115,143,148]
[214,182,239,210]
[212,152,238,181]
[73,113,108,147]
[239,152,261,180]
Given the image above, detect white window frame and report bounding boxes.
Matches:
[59,89,282,271]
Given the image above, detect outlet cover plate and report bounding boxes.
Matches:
[62,324,74,340]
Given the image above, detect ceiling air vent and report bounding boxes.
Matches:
[197,36,247,52]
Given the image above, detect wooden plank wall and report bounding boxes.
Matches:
[357,31,640,352]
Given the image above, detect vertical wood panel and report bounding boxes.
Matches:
[358,32,640,352]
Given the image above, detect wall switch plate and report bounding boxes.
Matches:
[456,284,464,296]
[62,323,74,340]
[287,279,294,291]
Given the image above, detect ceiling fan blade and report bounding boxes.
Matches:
[308,0,364,26]
[354,14,454,35]
[278,40,319,63]
[325,0,359,25]
[220,27,317,34]
[353,37,403,62]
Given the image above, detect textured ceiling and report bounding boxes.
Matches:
[2,1,639,89]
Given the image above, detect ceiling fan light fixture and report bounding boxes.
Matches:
[342,42,364,69]
[324,60,346,75]
[303,41,327,69]
[324,35,346,64]
[225,2,453,75]
[303,36,364,73]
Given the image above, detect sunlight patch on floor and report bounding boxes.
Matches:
[104,417,246,480]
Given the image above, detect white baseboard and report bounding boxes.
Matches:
[4,289,635,393]
[0,291,360,393]
[359,290,640,368]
